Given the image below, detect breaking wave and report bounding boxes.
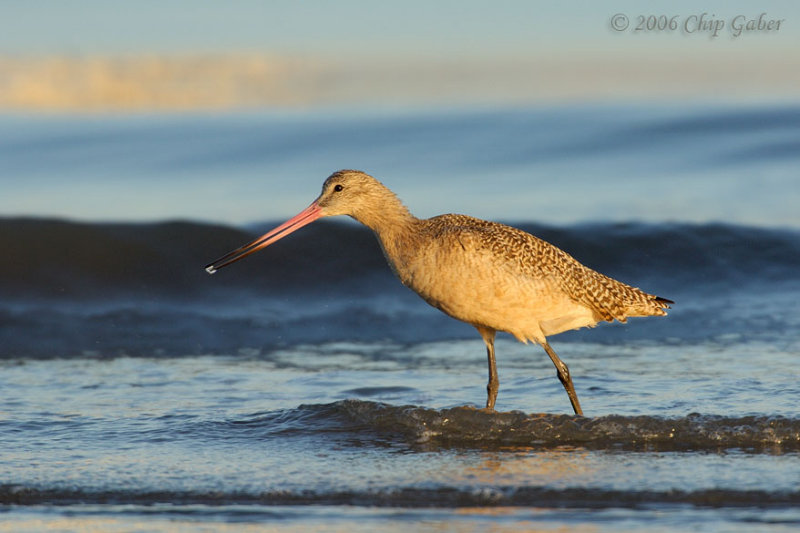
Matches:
[2,218,798,357]
[233,400,800,452]
[2,218,798,298]
[2,484,799,509]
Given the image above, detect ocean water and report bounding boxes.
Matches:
[1,104,799,532]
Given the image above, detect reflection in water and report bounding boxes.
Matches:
[458,447,595,488]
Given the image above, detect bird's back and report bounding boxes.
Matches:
[383,213,670,343]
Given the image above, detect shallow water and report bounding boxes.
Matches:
[2,340,799,530]
[1,103,799,530]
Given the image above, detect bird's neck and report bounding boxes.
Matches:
[350,190,419,272]
[351,189,417,238]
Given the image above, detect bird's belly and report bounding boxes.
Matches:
[402,257,598,343]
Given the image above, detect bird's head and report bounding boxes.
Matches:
[204,169,404,274]
[314,169,395,221]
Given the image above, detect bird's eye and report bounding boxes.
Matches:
[334,184,344,192]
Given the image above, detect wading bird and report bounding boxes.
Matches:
[205,170,672,415]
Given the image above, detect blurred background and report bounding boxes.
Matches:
[2,5,800,530]
[1,0,798,225]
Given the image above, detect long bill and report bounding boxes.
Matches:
[204,202,323,274]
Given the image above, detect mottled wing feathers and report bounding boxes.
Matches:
[423,214,670,323]
[565,264,671,322]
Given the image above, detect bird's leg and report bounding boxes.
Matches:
[542,341,583,416]
[476,327,498,410]
[485,339,499,410]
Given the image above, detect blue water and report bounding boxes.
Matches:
[1,103,799,531]
[1,104,798,226]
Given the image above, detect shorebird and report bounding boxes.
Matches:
[205,170,672,415]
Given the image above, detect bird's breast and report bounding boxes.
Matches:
[388,233,526,323]
[376,224,599,342]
